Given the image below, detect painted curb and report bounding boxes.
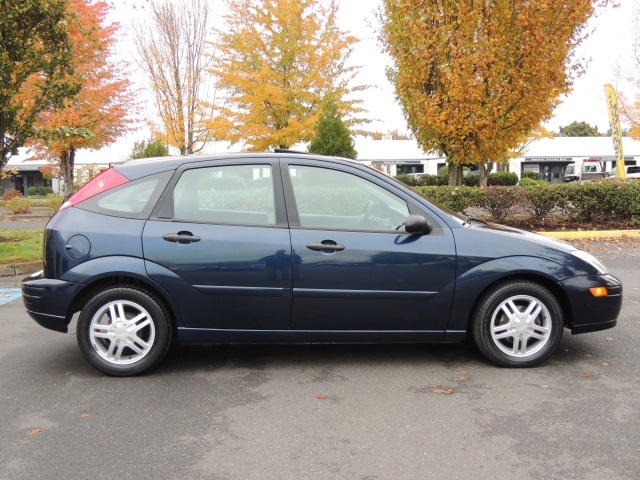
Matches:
[539,230,640,240]
[0,261,43,278]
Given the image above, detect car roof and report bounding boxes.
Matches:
[113,152,365,180]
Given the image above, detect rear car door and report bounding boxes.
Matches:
[282,159,457,334]
[142,159,292,330]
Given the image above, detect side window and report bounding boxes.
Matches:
[78,171,172,219]
[288,165,409,231]
[174,165,275,225]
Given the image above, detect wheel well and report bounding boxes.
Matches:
[70,276,177,328]
[467,274,573,333]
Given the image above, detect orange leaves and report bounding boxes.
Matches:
[380,0,602,170]
[431,388,454,395]
[210,0,368,150]
[30,0,135,159]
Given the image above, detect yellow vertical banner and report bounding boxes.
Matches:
[604,84,626,179]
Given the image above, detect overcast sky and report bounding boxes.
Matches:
[109,0,638,154]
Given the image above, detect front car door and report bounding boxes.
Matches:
[282,160,457,335]
[143,160,292,331]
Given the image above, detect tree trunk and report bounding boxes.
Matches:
[448,163,463,186]
[479,161,493,187]
[59,147,75,193]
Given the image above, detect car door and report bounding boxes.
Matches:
[142,160,293,330]
[282,160,457,333]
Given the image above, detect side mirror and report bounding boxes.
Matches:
[404,214,432,235]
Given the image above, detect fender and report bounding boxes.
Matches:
[446,255,575,334]
[58,256,184,327]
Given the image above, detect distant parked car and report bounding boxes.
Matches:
[22,152,622,375]
[606,165,640,178]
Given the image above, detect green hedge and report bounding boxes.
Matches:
[413,179,640,223]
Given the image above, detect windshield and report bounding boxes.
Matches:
[565,165,575,175]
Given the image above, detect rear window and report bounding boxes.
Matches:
[76,171,172,219]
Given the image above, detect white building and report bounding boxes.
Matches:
[355,136,640,183]
[3,136,639,195]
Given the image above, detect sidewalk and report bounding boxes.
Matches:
[0,220,48,229]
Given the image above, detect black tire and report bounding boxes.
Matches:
[472,280,563,368]
[77,287,172,376]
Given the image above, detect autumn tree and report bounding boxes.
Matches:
[380,0,607,185]
[133,0,214,155]
[308,97,357,158]
[0,0,76,179]
[209,0,368,151]
[29,0,135,192]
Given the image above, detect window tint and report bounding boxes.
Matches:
[627,166,640,174]
[288,165,409,231]
[173,165,275,225]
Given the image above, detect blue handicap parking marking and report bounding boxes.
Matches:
[0,289,22,306]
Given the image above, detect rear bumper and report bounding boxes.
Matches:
[22,272,85,333]
[560,274,622,334]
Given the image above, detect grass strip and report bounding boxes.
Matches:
[0,229,43,265]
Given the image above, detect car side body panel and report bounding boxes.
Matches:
[43,208,146,279]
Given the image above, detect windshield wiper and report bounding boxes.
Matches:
[459,212,487,226]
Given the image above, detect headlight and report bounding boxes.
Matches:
[571,250,608,275]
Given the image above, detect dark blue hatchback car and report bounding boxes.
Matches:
[22,153,622,375]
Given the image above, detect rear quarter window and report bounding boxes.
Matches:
[76,171,173,219]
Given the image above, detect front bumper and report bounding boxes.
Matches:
[22,271,85,333]
[560,274,622,334]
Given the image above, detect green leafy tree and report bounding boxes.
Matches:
[0,0,76,178]
[559,121,601,137]
[130,139,169,159]
[308,98,357,158]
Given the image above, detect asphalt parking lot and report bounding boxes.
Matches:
[1,244,639,480]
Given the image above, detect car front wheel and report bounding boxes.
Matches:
[472,280,564,367]
[77,287,172,376]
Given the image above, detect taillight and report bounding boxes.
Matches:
[59,168,129,210]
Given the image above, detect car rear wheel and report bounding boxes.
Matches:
[77,287,172,376]
[472,280,563,367]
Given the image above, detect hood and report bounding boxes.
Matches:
[466,221,576,253]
